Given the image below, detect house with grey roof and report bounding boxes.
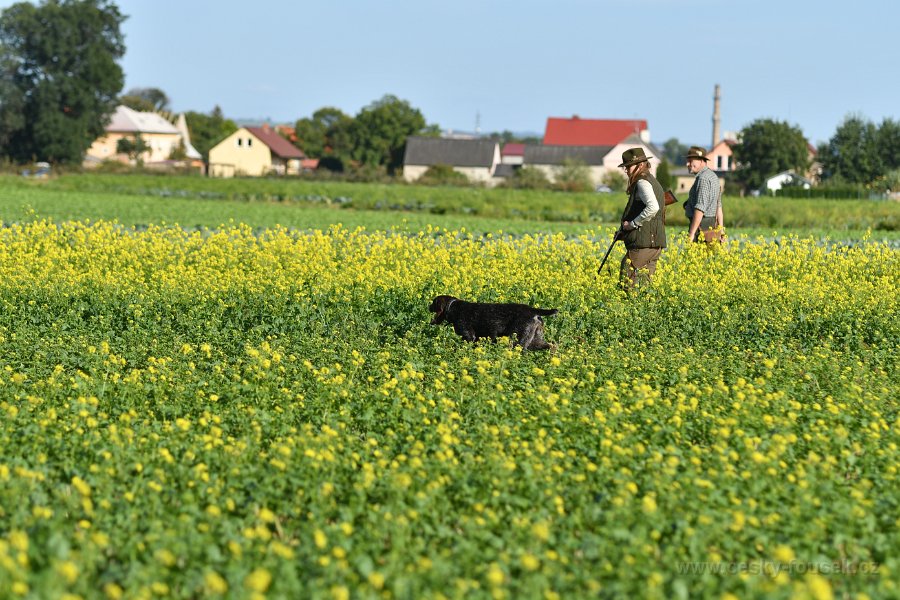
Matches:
[85,105,201,166]
[523,144,613,187]
[402,137,500,185]
[521,134,662,187]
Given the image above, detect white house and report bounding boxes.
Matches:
[765,171,812,194]
[402,137,500,185]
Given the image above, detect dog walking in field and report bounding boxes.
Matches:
[428,295,557,350]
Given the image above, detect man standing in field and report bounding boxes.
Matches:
[683,146,723,242]
[618,148,666,288]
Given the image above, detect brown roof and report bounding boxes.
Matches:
[502,143,525,156]
[246,126,305,159]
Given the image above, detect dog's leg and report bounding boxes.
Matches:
[517,318,539,349]
[454,323,477,342]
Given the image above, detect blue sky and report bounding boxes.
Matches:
[3,0,899,146]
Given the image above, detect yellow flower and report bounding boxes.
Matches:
[330,586,350,600]
[532,521,551,542]
[773,544,795,563]
[314,528,328,549]
[71,476,91,496]
[204,571,229,595]
[56,560,79,584]
[486,563,505,586]
[155,548,177,567]
[367,572,385,590]
[258,507,276,523]
[521,553,540,571]
[244,568,272,593]
[805,573,834,600]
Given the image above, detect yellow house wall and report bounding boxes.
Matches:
[208,129,272,177]
[86,132,181,163]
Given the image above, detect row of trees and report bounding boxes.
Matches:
[818,116,900,187]
[659,115,900,193]
[293,98,437,174]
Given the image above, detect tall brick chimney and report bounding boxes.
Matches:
[712,84,721,147]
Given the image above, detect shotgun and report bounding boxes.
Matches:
[597,228,623,275]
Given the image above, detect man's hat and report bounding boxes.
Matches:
[685,146,710,161]
[618,147,652,168]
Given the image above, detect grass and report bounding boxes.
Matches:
[2,174,899,243]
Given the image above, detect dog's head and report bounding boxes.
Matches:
[429,295,458,325]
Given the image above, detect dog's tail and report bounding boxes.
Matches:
[534,308,558,317]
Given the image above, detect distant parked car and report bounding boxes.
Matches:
[595,184,613,193]
[22,162,51,179]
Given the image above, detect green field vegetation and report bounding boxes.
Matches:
[2,173,899,242]
[0,175,897,599]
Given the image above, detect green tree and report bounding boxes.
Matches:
[0,0,125,164]
[350,94,429,173]
[662,137,689,165]
[417,164,470,186]
[294,107,354,169]
[877,118,900,173]
[120,87,170,113]
[554,158,593,192]
[184,106,238,162]
[116,133,148,165]
[486,130,541,145]
[818,115,881,185]
[602,169,627,192]
[655,159,672,190]
[731,118,809,190]
[0,54,24,149]
[499,166,551,190]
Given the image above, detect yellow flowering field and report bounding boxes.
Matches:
[0,219,897,599]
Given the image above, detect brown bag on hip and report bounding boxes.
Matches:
[701,188,725,243]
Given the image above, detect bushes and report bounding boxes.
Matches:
[416,163,471,186]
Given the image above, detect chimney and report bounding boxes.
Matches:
[712,84,721,147]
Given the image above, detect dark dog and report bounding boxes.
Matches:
[429,295,557,350]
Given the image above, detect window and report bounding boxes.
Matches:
[717,156,723,170]
[247,138,253,147]
[237,138,243,147]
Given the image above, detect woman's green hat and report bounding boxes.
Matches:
[618,147,652,168]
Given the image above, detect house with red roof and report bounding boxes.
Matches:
[543,116,649,146]
[501,143,525,165]
[208,124,305,177]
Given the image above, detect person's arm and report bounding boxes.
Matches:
[715,194,724,228]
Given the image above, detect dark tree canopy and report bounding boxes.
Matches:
[294,107,354,166]
[662,138,690,165]
[120,87,170,113]
[731,119,809,190]
[818,115,881,184]
[184,106,238,161]
[0,0,125,163]
[817,115,900,186]
[350,94,429,173]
